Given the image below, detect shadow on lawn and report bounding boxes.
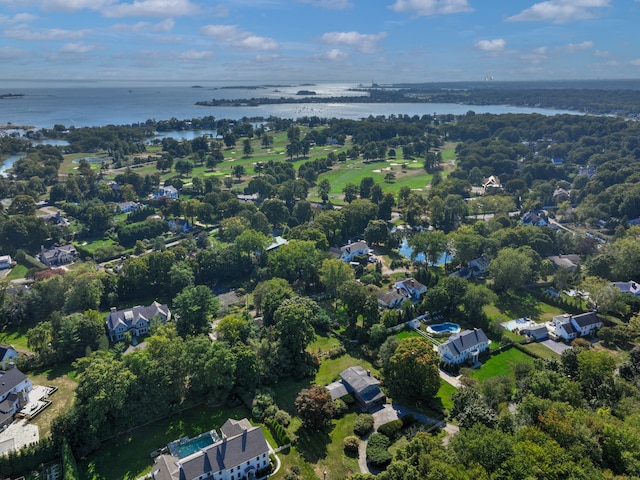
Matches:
[295,424,333,464]
[495,292,543,321]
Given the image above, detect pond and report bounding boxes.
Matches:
[397,237,452,266]
[0,153,26,177]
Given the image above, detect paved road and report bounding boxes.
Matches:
[439,369,463,389]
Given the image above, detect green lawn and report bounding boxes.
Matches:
[29,363,78,438]
[80,404,252,480]
[5,263,28,280]
[0,324,32,351]
[470,348,536,383]
[437,381,458,413]
[394,330,422,340]
[484,291,566,324]
[314,351,379,387]
[519,342,560,360]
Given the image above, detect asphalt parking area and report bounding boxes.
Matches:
[540,339,572,355]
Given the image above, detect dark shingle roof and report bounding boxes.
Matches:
[571,312,601,328]
[340,366,379,394]
[444,329,488,355]
[0,368,28,399]
[106,301,170,332]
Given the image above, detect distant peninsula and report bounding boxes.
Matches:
[195,82,640,117]
[0,93,24,99]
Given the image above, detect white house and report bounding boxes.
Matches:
[153,185,179,200]
[117,201,141,213]
[612,281,640,297]
[330,241,369,263]
[0,345,19,370]
[438,328,490,365]
[394,277,427,301]
[0,367,32,428]
[39,244,78,267]
[151,418,270,480]
[105,301,171,342]
[375,288,405,309]
[0,255,12,270]
[552,312,602,341]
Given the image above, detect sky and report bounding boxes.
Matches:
[1,0,639,84]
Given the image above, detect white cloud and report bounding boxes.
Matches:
[389,0,473,16]
[474,38,506,53]
[39,0,198,17]
[315,49,349,61]
[631,59,640,67]
[112,18,174,33]
[507,0,611,24]
[298,0,353,9]
[319,31,387,53]
[4,24,90,41]
[201,24,279,51]
[0,12,38,24]
[60,42,94,54]
[520,46,548,64]
[104,0,199,18]
[557,40,594,53]
[178,49,212,61]
[0,46,25,60]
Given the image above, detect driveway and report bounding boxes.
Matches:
[358,404,456,474]
[540,339,572,355]
[439,369,462,389]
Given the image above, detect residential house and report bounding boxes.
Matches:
[552,312,602,341]
[481,175,502,193]
[39,244,78,267]
[552,187,570,203]
[578,165,597,177]
[151,418,270,480]
[375,288,406,309]
[438,328,490,365]
[521,211,548,227]
[237,193,260,204]
[0,255,12,270]
[612,281,640,297]
[394,278,427,301]
[0,367,32,428]
[330,241,369,263]
[546,254,581,272]
[551,157,564,166]
[326,366,386,411]
[468,255,491,277]
[105,301,171,342]
[523,325,549,341]
[44,211,70,227]
[153,185,179,200]
[0,345,19,370]
[117,201,141,213]
[265,236,288,252]
[168,218,191,233]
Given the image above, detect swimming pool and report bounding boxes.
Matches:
[427,322,461,336]
[168,431,219,458]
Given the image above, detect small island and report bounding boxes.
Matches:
[296,90,317,96]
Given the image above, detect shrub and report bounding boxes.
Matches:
[333,398,349,418]
[343,436,360,453]
[274,409,291,427]
[366,433,392,467]
[401,413,415,427]
[354,414,374,437]
[270,419,291,446]
[342,394,356,405]
[377,419,403,438]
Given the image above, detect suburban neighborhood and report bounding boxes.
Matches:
[1,93,640,480]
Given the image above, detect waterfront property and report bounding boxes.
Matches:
[105,301,171,342]
[438,328,490,365]
[151,418,270,480]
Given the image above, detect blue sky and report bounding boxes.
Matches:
[1,0,639,83]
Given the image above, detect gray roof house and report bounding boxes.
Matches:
[0,367,32,428]
[438,328,490,365]
[612,281,640,297]
[327,366,386,411]
[151,418,270,480]
[547,254,581,271]
[39,244,78,267]
[394,277,427,301]
[106,301,171,342]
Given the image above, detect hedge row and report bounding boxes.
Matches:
[117,219,168,247]
[270,419,291,446]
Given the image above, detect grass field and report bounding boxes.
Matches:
[0,324,32,351]
[484,291,566,324]
[4,264,28,280]
[29,363,78,438]
[519,342,560,360]
[436,381,458,413]
[470,348,536,383]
